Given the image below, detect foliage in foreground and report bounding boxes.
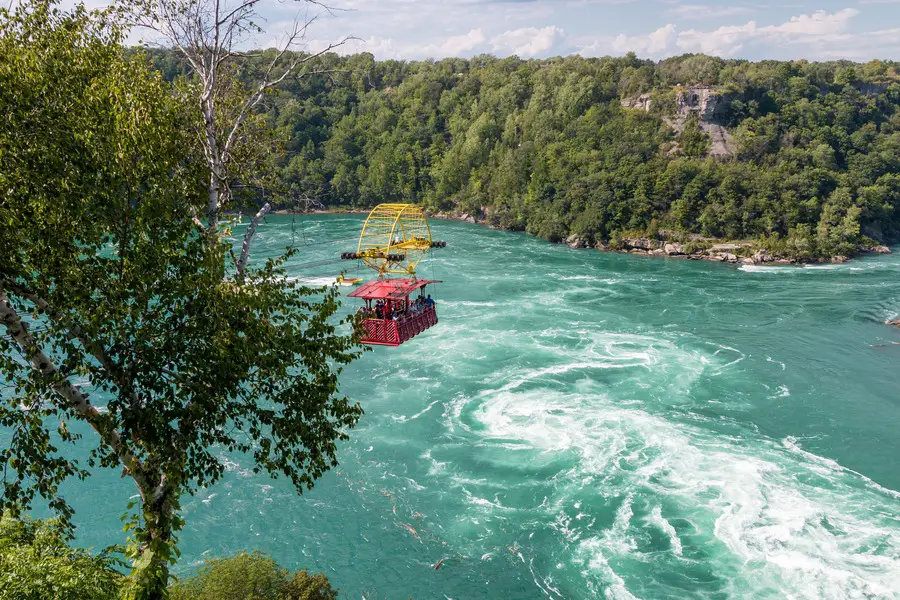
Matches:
[151,50,900,258]
[0,1,361,597]
[169,551,337,600]
[0,512,122,600]
[0,516,337,600]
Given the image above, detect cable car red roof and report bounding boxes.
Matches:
[348,278,441,301]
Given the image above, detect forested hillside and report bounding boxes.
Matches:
[150,51,900,259]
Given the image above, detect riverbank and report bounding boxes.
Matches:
[429,211,894,267]
[267,207,893,266]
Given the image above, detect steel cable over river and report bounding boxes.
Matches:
[54,214,900,599]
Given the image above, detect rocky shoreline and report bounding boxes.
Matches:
[567,235,892,266]
[431,211,893,266]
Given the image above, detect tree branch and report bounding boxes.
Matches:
[132,0,350,260]
[0,285,148,490]
[3,282,147,415]
[236,202,271,278]
[189,206,205,228]
[6,284,117,374]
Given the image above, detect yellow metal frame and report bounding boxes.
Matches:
[357,204,433,277]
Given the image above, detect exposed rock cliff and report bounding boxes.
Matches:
[624,85,735,159]
[671,86,734,159]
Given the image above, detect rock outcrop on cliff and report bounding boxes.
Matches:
[624,85,735,159]
[671,86,734,159]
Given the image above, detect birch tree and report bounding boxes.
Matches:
[131,0,349,279]
[0,3,361,598]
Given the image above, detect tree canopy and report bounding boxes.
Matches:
[148,49,900,258]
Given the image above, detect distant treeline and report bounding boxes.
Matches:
[148,50,900,258]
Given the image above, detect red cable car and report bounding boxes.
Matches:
[339,204,446,347]
[348,279,441,346]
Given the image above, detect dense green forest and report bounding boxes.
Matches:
[151,51,900,258]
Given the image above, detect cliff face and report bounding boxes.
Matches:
[676,85,723,120]
[671,86,734,159]
[623,86,735,159]
[620,93,652,112]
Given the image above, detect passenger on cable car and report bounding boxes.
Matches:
[425,295,435,308]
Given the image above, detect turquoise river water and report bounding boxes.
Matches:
[50,216,900,598]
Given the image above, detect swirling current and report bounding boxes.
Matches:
[48,216,900,598]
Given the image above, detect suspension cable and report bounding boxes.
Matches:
[290,257,347,271]
[290,234,360,249]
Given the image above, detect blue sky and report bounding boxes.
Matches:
[62,0,898,61]
[257,0,900,62]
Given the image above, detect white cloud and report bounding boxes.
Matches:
[611,24,678,55]
[315,29,488,60]
[676,22,759,56]
[329,36,411,60]
[766,8,859,35]
[78,0,895,63]
[675,8,860,56]
[436,28,487,56]
[581,8,874,60]
[491,26,565,57]
[565,0,636,5]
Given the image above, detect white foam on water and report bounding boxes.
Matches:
[459,384,900,599]
[528,557,566,599]
[709,343,746,375]
[739,265,799,273]
[551,274,621,284]
[768,384,790,399]
[392,397,443,423]
[462,488,510,511]
[648,506,683,557]
[451,301,498,308]
[283,276,335,287]
[766,355,787,371]
[782,436,900,501]
[741,260,900,275]
[576,537,640,600]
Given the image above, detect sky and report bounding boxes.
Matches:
[255,0,900,62]
[58,0,900,62]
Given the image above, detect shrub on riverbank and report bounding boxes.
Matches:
[169,551,338,600]
[0,516,337,600]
